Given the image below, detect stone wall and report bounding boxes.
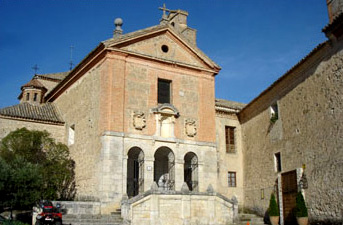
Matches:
[241,40,343,223]
[0,117,65,143]
[122,190,237,225]
[53,61,103,202]
[215,112,244,208]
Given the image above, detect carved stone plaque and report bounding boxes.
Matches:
[133,111,146,130]
[185,119,197,137]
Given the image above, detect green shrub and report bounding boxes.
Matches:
[268,193,279,216]
[295,192,308,217]
[2,220,29,225]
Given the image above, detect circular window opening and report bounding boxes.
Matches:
[161,45,169,53]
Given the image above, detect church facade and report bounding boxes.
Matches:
[1,2,342,225]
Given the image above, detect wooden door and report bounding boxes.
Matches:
[282,170,298,225]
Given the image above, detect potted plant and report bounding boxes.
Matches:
[295,192,308,225]
[268,193,279,225]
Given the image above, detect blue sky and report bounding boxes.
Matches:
[0,0,328,108]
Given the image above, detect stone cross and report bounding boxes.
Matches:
[32,64,39,75]
[159,3,170,20]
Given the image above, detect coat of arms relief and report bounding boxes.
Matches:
[185,119,197,137]
[133,111,146,130]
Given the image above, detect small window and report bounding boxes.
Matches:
[68,124,75,146]
[26,93,30,101]
[225,126,236,153]
[270,102,279,122]
[33,93,38,101]
[274,152,282,172]
[158,79,171,104]
[228,171,236,187]
[161,45,169,53]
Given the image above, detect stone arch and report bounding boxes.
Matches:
[154,147,175,190]
[127,147,144,198]
[184,152,198,191]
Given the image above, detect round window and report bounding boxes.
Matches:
[161,45,169,53]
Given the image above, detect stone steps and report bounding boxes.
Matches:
[62,213,123,225]
[238,213,266,225]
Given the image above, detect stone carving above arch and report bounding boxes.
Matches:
[151,103,180,117]
[151,104,180,138]
[185,118,197,137]
[133,111,146,130]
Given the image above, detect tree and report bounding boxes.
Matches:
[0,128,76,210]
[295,192,308,217]
[268,193,279,216]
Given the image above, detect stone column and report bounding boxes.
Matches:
[175,159,184,191]
[99,133,124,213]
[144,158,155,191]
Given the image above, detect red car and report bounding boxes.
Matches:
[35,204,62,225]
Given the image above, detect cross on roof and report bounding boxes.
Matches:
[32,64,39,75]
[69,45,74,71]
[159,3,170,20]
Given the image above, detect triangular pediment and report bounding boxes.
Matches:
[105,26,220,72]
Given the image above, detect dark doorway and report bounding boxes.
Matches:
[127,147,144,198]
[282,170,298,225]
[154,147,175,190]
[184,152,198,191]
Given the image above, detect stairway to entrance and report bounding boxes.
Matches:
[238,213,265,225]
[62,211,123,225]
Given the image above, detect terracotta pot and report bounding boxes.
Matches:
[270,216,279,225]
[297,217,309,225]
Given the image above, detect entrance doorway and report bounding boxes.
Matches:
[154,147,175,190]
[127,147,144,198]
[282,170,298,225]
[184,152,198,191]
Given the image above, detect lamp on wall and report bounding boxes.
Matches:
[299,164,308,189]
[299,173,308,189]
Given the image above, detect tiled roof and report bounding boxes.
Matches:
[21,79,46,90]
[35,72,69,81]
[215,98,246,113]
[0,102,64,124]
[322,12,343,37]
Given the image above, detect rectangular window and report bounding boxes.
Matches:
[26,93,30,101]
[270,102,279,122]
[68,124,75,146]
[228,171,236,187]
[33,93,38,101]
[274,152,282,172]
[158,79,171,104]
[225,126,236,153]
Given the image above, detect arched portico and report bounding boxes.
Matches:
[127,147,144,198]
[154,147,175,190]
[184,152,198,191]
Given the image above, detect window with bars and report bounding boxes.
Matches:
[228,171,236,187]
[225,126,236,153]
[158,79,171,104]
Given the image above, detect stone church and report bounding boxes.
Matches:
[0,1,342,225]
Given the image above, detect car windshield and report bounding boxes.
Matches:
[43,207,54,213]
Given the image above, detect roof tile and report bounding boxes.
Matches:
[0,102,64,124]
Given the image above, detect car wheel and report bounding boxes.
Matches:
[55,221,62,225]
[35,221,41,225]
